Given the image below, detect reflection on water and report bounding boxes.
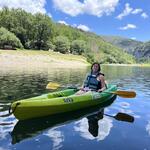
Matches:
[0,65,150,150]
[146,121,150,135]
[87,109,104,137]
[0,72,48,101]
[44,128,64,150]
[0,68,88,102]
[74,115,113,141]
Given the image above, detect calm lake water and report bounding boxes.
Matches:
[0,65,150,150]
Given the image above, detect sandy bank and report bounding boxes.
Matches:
[0,50,89,71]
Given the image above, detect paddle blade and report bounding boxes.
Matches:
[115,112,134,123]
[46,82,60,90]
[112,90,136,98]
[0,122,13,126]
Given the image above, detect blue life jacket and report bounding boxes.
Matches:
[83,72,104,91]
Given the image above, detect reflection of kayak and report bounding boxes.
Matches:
[11,96,116,144]
[11,84,117,120]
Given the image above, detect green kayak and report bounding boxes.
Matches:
[11,84,117,120]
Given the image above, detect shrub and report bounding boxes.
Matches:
[0,27,23,49]
[54,36,70,54]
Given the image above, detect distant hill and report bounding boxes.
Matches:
[133,41,150,62]
[101,35,142,54]
[101,35,150,63]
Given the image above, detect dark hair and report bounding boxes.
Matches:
[91,62,101,72]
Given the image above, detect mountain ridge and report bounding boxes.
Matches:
[101,35,149,62]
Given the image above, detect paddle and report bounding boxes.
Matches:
[46,82,136,98]
[46,82,78,90]
[0,113,12,117]
[46,82,63,90]
[0,122,14,126]
[103,90,136,98]
[105,112,134,123]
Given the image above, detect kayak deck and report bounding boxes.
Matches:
[11,84,117,120]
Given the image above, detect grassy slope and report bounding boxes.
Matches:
[0,49,89,65]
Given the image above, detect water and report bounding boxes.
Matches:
[0,65,150,150]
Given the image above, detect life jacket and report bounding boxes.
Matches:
[83,72,104,91]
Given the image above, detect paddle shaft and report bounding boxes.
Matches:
[46,82,136,98]
[103,91,136,98]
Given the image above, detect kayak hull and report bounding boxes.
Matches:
[11,84,117,120]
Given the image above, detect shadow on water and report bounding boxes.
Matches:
[11,96,117,144]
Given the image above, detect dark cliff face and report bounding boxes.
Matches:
[101,35,150,62]
[133,41,150,61]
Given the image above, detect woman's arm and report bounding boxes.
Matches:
[97,75,106,92]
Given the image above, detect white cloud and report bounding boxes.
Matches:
[72,24,77,28]
[119,24,137,30]
[131,8,143,14]
[0,0,46,14]
[146,121,150,136]
[116,3,133,20]
[141,12,148,19]
[53,0,119,17]
[77,24,90,32]
[116,3,148,20]
[131,37,136,40]
[83,0,119,17]
[48,13,52,18]
[53,0,83,17]
[44,128,64,150]
[58,20,69,26]
[56,21,90,32]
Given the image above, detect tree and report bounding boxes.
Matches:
[31,13,53,50]
[70,40,87,55]
[54,36,70,54]
[11,9,34,47]
[0,27,23,49]
[0,8,35,47]
[0,7,14,31]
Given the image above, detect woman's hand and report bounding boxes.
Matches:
[97,89,103,92]
[79,87,84,91]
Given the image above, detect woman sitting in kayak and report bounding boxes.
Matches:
[76,62,106,95]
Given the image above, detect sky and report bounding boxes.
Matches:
[0,0,149,42]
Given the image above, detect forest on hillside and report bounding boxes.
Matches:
[101,36,150,63]
[0,7,135,64]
